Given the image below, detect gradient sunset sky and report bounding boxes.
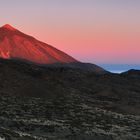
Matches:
[0,0,140,70]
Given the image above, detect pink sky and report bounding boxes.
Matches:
[0,0,140,64]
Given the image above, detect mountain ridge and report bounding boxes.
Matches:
[0,24,77,64]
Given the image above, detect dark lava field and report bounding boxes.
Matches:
[0,59,139,140]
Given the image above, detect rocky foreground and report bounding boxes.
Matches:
[0,59,139,140]
[0,94,140,140]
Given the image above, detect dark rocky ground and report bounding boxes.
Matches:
[0,59,140,140]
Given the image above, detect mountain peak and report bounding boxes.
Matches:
[2,24,17,31]
[0,24,77,64]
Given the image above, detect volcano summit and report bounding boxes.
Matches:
[0,24,77,64]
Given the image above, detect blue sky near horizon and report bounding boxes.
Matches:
[99,64,140,73]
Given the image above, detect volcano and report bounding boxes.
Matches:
[0,24,107,74]
[0,24,77,64]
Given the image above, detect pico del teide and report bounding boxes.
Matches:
[0,24,77,64]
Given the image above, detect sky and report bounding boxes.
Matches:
[0,0,140,71]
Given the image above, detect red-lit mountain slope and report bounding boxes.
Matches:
[0,24,77,64]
